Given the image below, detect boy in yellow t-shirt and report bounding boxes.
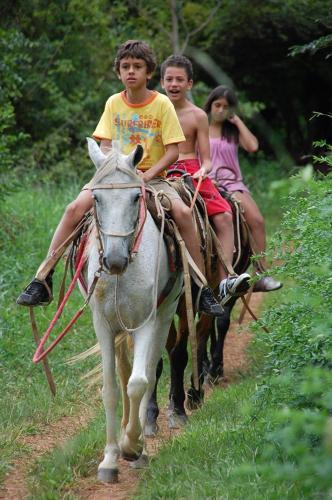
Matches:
[17,40,223,317]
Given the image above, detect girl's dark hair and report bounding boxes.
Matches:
[204,85,239,143]
[160,54,193,80]
[114,40,156,74]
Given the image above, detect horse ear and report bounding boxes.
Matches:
[86,137,107,169]
[127,144,144,169]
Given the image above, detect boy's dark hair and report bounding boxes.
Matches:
[114,40,156,74]
[160,54,193,80]
[204,85,239,143]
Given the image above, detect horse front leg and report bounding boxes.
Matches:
[167,315,189,428]
[208,305,232,384]
[115,336,131,432]
[94,316,120,483]
[186,314,212,410]
[145,357,163,437]
[119,326,151,462]
[121,285,181,466]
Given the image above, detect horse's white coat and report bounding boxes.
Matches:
[84,140,182,480]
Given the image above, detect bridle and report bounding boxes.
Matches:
[31,164,168,374]
[32,174,149,368]
[91,179,147,267]
[91,171,167,334]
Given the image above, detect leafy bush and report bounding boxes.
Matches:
[0,28,31,201]
[254,169,332,371]
[238,165,332,494]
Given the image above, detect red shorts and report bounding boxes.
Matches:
[169,159,231,216]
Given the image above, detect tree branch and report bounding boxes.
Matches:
[181,0,222,54]
[170,0,180,53]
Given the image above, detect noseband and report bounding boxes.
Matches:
[91,180,147,267]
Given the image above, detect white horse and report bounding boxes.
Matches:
[84,139,182,483]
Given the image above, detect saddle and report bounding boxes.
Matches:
[145,175,212,275]
[146,175,253,281]
[37,177,252,292]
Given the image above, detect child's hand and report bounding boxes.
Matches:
[227,113,240,125]
[192,166,207,180]
[137,170,150,183]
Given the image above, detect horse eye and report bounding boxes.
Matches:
[134,193,141,202]
[92,194,99,203]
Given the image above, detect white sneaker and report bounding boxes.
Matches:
[219,273,251,307]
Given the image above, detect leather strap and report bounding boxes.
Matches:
[171,222,199,390]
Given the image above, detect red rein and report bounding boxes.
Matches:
[33,235,88,363]
[32,182,147,364]
[131,182,147,257]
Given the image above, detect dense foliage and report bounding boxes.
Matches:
[1,0,331,200]
[244,167,332,493]
[207,0,332,159]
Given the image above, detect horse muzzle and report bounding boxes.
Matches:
[102,255,129,275]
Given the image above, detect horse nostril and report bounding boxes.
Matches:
[103,255,129,275]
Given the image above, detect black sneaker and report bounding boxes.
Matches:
[16,275,53,307]
[198,287,224,317]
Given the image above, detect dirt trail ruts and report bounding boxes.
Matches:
[0,292,263,499]
[0,407,94,500]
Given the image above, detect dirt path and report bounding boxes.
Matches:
[0,407,94,500]
[0,292,263,499]
[71,292,263,500]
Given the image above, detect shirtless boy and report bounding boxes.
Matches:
[161,54,250,306]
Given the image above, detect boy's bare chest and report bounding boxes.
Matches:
[178,110,198,144]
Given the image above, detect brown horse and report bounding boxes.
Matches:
[145,188,253,434]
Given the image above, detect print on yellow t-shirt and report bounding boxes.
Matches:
[93,91,185,173]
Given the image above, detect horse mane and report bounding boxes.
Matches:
[89,147,140,186]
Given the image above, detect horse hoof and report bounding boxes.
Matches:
[97,467,118,483]
[144,421,159,437]
[130,453,149,469]
[168,412,188,429]
[121,451,141,462]
[186,391,203,411]
[186,388,204,411]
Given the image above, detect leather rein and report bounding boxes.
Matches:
[32,180,147,366]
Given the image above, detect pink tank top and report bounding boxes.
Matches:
[208,137,249,193]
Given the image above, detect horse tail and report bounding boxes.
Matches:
[66,332,130,386]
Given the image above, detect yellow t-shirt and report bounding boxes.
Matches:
[93,91,185,172]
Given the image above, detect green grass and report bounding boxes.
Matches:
[0,183,99,483]
[136,378,298,500]
[28,408,106,498]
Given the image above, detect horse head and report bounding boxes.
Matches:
[87,138,144,275]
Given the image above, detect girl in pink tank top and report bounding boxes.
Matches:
[204,85,282,293]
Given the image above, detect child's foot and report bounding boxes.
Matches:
[219,273,251,307]
[198,287,224,317]
[16,276,53,307]
[253,275,282,292]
